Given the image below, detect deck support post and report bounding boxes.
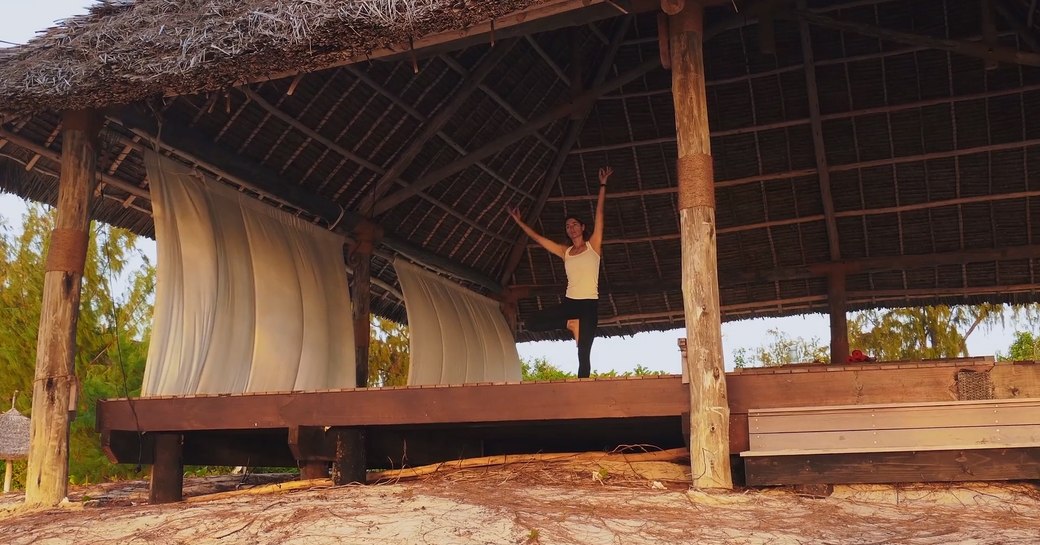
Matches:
[149,432,184,504]
[300,462,329,480]
[331,428,367,485]
[351,222,381,388]
[24,109,99,507]
[668,2,733,489]
[829,271,849,364]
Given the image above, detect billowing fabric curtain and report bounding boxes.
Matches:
[394,259,521,385]
[141,150,355,396]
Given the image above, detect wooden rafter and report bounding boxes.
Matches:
[109,106,502,292]
[240,85,505,243]
[525,35,570,84]
[0,127,147,199]
[796,0,847,361]
[797,0,839,262]
[498,16,634,286]
[781,8,1040,67]
[437,54,559,152]
[361,40,518,212]
[994,0,1040,52]
[577,81,1040,157]
[371,55,659,215]
[343,66,534,199]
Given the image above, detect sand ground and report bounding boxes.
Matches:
[1,463,1038,545]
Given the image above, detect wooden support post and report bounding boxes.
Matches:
[829,271,849,364]
[300,462,329,480]
[4,460,12,493]
[498,287,526,336]
[149,433,184,504]
[24,109,99,507]
[351,222,381,388]
[331,428,367,485]
[669,4,732,489]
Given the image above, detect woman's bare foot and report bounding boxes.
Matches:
[566,319,580,344]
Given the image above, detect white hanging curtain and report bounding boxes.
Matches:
[141,150,355,396]
[393,259,521,385]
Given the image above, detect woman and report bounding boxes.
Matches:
[507,166,612,378]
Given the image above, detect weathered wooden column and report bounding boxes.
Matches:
[828,271,849,363]
[667,1,732,489]
[350,221,381,388]
[24,110,99,506]
[149,433,184,504]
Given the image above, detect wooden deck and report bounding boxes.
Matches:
[97,358,1040,486]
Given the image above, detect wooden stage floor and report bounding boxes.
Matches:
[97,358,1040,472]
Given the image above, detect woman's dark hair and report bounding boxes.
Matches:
[563,215,589,241]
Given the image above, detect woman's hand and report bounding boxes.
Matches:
[598,166,614,186]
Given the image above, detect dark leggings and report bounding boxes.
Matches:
[526,297,599,378]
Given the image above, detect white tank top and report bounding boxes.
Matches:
[564,245,600,300]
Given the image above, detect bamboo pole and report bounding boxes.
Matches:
[3,460,12,493]
[669,2,732,489]
[24,110,99,507]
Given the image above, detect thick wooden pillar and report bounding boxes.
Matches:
[829,271,849,364]
[350,222,380,388]
[331,428,367,485]
[24,110,99,506]
[668,2,732,489]
[149,433,184,504]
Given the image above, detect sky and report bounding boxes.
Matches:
[0,2,1029,376]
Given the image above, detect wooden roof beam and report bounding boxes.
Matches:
[0,127,148,200]
[362,39,518,211]
[726,244,1040,285]
[372,55,659,216]
[498,16,634,286]
[994,0,1040,52]
[109,106,502,292]
[525,35,570,84]
[239,85,506,243]
[437,54,559,152]
[780,8,1040,67]
[343,66,533,199]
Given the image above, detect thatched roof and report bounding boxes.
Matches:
[0,0,550,116]
[0,408,30,460]
[1,0,1039,342]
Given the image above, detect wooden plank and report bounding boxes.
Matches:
[726,363,975,411]
[743,448,1040,485]
[749,399,1040,434]
[97,376,690,432]
[749,424,1040,452]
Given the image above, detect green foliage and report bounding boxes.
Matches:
[368,317,409,387]
[997,331,1040,361]
[732,328,829,369]
[847,304,1033,361]
[521,356,574,381]
[731,305,1040,368]
[1,203,154,488]
[520,356,667,380]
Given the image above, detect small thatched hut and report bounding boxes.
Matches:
[0,405,30,493]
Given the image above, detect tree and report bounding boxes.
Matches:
[732,328,829,369]
[368,317,409,387]
[0,203,154,488]
[997,331,1040,361]
[848,304,1036,361]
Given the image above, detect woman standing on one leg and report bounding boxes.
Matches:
[507,166,612,378]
